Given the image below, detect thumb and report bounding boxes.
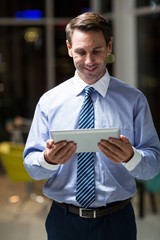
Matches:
[120,135,130,144]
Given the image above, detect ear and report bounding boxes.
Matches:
[107,38,113,54]
[66,40,73,57]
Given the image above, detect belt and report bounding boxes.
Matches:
[53,198,131,218]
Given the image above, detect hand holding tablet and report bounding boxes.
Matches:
[50,128,120,153]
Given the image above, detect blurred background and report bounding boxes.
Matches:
[0,0,160,239]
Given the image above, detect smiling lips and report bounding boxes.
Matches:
[84,65,97,72]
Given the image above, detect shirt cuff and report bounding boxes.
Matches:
[122,147,142,171]
[38,152,60,170]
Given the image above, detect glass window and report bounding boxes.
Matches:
[136,0,160,7]
[0,0,45,18]
[55,25,75,85]
[137,13,160,135]
[0,26,46,127]
[0,0,114,140]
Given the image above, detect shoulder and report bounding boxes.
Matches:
[108,76,149,111]
[39,77,75,102]
[33,77,75,114]
[109,76,146,99]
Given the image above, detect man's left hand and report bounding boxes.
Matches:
[98,135,134,163]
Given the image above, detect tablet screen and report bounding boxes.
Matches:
[50,128,120,153]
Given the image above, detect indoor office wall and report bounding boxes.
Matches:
[135,2,160,137]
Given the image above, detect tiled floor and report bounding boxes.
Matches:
[0,174,160,240]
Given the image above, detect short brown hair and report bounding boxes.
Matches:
[65,12,113,46]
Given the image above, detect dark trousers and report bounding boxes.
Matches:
[45,201,137,240]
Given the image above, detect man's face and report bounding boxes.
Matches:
[66,29,112,84]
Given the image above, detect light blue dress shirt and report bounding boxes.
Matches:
[23,71,160,207]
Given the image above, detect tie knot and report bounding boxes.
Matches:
[84,86,94,97]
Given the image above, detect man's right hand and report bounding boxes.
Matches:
[44,139,77,165]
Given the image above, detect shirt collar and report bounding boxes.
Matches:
[74,69,110,97]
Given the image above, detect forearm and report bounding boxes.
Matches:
[24,151,60,180]
[123,148,160,180]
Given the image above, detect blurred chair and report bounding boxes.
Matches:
[137,174,160,218]
[0,142,34,197]
[0,143,32,182]
[0,142,49,219]
[0,142,45,207]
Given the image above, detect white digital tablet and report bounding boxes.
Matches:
[50,128,120,153]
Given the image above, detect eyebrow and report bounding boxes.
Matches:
[74,46,104,52]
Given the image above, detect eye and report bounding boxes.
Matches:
[74,48,86,56]
[77,51,86,56]
[93,50,101,55]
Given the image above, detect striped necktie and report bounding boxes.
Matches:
[76,86,95,208]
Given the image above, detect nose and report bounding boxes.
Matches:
[85,53,94,65]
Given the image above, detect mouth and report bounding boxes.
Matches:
[84,66,97,72]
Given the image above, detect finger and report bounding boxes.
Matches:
[59,144,77,164]
[100,140,121,154]
[49,142,77,164]
[44,141,67,164]
[107,137,131,152]
[108,138,124,149]
[98,142,120,161]
[107,137,134,162]
[55,142,75,158]
[99,140,130,163]
[46,139,54,148]
[53,141,68,154]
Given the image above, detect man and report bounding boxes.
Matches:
[23,12,160,240]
